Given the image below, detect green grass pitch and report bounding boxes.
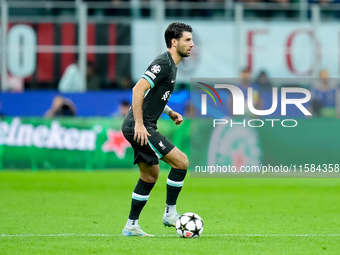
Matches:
[1,170,340,255]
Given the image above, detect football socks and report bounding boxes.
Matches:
[166,168,187,206]
[128,178,155,220]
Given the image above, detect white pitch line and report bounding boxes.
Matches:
[1,233,340,237]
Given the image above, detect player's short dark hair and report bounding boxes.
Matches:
[164,22,193,49]
[121,100,130,107]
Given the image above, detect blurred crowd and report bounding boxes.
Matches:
[225,68,340,118]
[35,67,340,119]
[1,67,340,119]
[3,0,340,118]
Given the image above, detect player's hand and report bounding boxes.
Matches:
[134,123,151,146]
[169,111,183,125]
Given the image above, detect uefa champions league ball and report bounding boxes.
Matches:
[175,212,203,238]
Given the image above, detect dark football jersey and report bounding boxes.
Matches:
[122,51,177,131]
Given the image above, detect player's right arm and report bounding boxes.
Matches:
[132,78,151,146]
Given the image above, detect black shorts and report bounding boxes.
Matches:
[122,128,175,166]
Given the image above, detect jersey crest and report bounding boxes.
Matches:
[161,90,171,101]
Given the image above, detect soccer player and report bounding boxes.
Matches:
[121,22,194,236]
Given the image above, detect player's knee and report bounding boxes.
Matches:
[182,154,189,170]
[175,153,189,170]
[148,174,159,183]
[142,172,159,183]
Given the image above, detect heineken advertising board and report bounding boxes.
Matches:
[0,117,339,172]
[0,117,188,170]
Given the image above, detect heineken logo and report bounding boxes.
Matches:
[101,129,131,159]
[0,118,98,151]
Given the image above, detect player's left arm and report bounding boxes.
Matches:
[163,105,183,125]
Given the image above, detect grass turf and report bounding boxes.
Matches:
[1,170,340,255]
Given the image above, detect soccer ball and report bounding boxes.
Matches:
[175,212,203,238]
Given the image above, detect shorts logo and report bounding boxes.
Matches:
[159,141,166,150]
[151,65,161,74]
[161,90,171,101]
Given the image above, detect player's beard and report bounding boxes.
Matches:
[177,46,190,58]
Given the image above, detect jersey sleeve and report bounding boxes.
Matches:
[142,62,170,89]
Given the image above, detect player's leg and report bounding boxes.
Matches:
[161,147,189,227]
[121,130,160,236]
[127,161,159,226]
[122,162,159,236]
